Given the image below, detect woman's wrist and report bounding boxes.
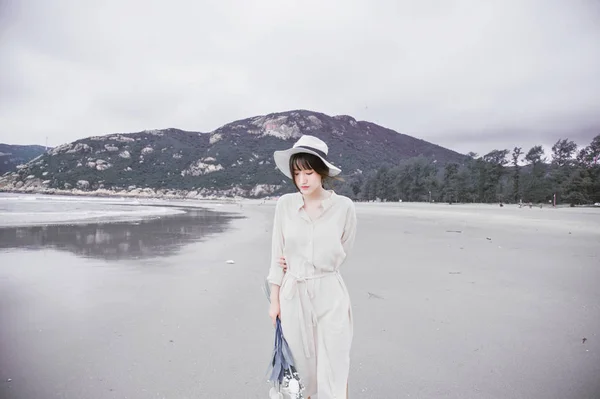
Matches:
[270,284,280,303]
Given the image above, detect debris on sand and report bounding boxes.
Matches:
[225,259,235,264]
[582,337,587,344]
[367,292,384,300]
[486,237,492,241]
[446,230,462,233]
[449,271,462,275]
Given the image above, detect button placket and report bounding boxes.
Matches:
[309,223,315,267]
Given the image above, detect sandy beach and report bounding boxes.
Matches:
[1,200,599,398]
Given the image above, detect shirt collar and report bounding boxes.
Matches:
[293,190,337,211]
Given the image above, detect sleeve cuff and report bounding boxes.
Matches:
[267,267,284,287]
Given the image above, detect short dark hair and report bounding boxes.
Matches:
[289,153,342,191]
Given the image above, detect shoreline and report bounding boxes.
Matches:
[0,187,251,202]
[2,187,597,209]
[0,193,245,228]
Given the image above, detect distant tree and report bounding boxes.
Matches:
[522,145,549,203]
[577,134,600,167]
[481,149,509,202]
[483,149,509,166]
[455,165,474,202]
[374,166,394,201]
[551,139,577,167]
[442,162,459,203]
[589,166,600,203]
[563,168,594,205]
[359,171,377,201]
[576,147,590,167]
[511,147,523,202]
[409,157,438,201]
[561,134,600,205]
[550,139,578,202]
[465,156,484,202]
[525,145,546,165]
[589,134,600,165]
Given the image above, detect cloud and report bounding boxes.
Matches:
[1,0,599,155]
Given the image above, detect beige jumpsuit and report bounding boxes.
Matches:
[267,191,357,399]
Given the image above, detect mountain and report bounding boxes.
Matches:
[0,144,48,175]
[0,110,466,198]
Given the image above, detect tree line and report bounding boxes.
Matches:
[334,134,600,205]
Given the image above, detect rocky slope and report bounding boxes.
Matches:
[0,144,47,175]
[0,110,466,198]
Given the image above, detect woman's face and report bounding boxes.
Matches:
[294,167,323,196]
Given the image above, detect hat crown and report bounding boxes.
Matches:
[292,135,328,155]
[272,134,341,179]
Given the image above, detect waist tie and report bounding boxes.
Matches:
[282,269,343,396]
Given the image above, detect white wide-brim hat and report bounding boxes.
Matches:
[273,135,342,179]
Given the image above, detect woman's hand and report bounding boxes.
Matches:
[269,300,280,326]
[278,256,288,272]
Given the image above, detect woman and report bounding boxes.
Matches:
[267,135,357,399]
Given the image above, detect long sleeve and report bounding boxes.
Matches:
[341,200,357,257]
[267,197,285,286]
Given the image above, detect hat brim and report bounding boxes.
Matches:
[273,147,342,179]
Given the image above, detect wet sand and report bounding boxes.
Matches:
[0,201,599,398]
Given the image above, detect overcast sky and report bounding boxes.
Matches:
[1,0,599,156]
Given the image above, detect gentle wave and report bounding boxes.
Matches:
[0,194,141,204]
[0,207,185,227]
[0,195,39,201]
[0,194,185,227]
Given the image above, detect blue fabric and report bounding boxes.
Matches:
[264,279,296,384]
[268,316,296,384]
[264,279,305,398]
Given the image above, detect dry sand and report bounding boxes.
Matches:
[0,201,599,398]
